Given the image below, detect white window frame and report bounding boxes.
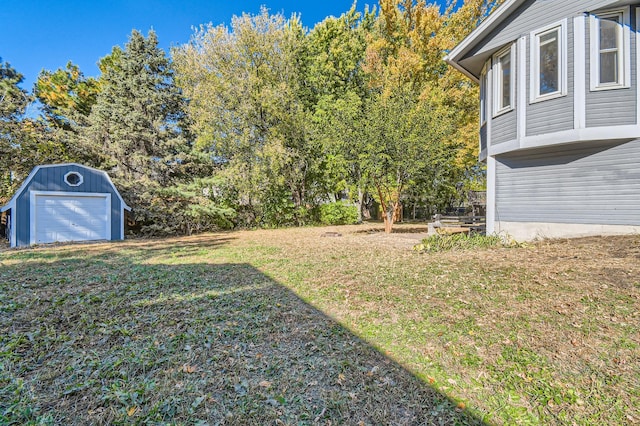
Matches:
[590,8,630,91]
[492,44,516,117]
[480,62,490,125]
[530,19,568,103]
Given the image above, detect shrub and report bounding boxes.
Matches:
[318,201,359,225]
[123,179,236,236]
[414,233,519,252]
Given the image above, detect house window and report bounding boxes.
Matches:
[538,30,559,94]
[480,63,489,124]
[531,20,567,102]
[492,44,515,116]
[590,10,629,90]
[64,171,83,187]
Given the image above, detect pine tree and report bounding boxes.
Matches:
[84,30,227,235]
[85,30,189,185]
[0,60,52,201]
[0,59,29,200]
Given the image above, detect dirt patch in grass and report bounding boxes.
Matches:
[1,223,639,425]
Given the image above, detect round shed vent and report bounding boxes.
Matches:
[64,171,84,187]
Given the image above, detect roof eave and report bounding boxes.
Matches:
[446,0,526,73]
[444,55,480,83]
[1,166,43,213]
[2,163,132,212]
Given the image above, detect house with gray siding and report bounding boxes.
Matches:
[1,164,131,247]
[446,0,640,240]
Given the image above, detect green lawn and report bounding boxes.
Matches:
[1,224,638,425]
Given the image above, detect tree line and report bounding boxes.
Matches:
[0,0,497,234]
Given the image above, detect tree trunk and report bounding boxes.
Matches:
[384,206,394,234]
[357,186,364,223]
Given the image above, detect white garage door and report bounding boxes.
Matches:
[33,193,111,244]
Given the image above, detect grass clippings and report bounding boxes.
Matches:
[414,233,513,252]
[1,224,639,425]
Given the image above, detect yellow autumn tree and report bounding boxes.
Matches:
[359,0,501,232]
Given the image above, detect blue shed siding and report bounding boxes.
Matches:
[585,9,637,128]
[495,139,640,225]
[13,165,124,246]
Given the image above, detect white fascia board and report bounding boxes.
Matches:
[488,125,640,156]
[445,0,525,71]
[51,163,131,211]
[518,125,640,151]
[443,58,480,83]
[101,172,131,211]
[489,139,520,156]
[2,165,43,211]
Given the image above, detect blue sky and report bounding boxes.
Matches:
[2,0,380,93]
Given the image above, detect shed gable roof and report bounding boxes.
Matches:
[0,163,131,213]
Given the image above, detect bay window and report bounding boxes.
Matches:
[590,10,629,90]
[480,63,489,124]
[493,45,515,116]
[531,20,567,102]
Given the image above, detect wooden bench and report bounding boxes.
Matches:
[429,214,486,236]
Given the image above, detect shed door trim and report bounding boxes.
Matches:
[29,191,112,245]
[9,210,16,248]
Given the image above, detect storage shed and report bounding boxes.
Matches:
[1,164,131,247]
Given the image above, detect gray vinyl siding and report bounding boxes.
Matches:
[465,0,605,61]
[526,20,575,136]
[585,10,637,127]
[14,165,124,246]
[492,110,517,144]
[495,139,640,224]
[480,124,488,153]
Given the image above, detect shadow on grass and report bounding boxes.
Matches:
[0,249,487,425]
[1,233,238,262]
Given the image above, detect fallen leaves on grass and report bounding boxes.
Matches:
[181,364,198,373]
[0,225,638,426]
